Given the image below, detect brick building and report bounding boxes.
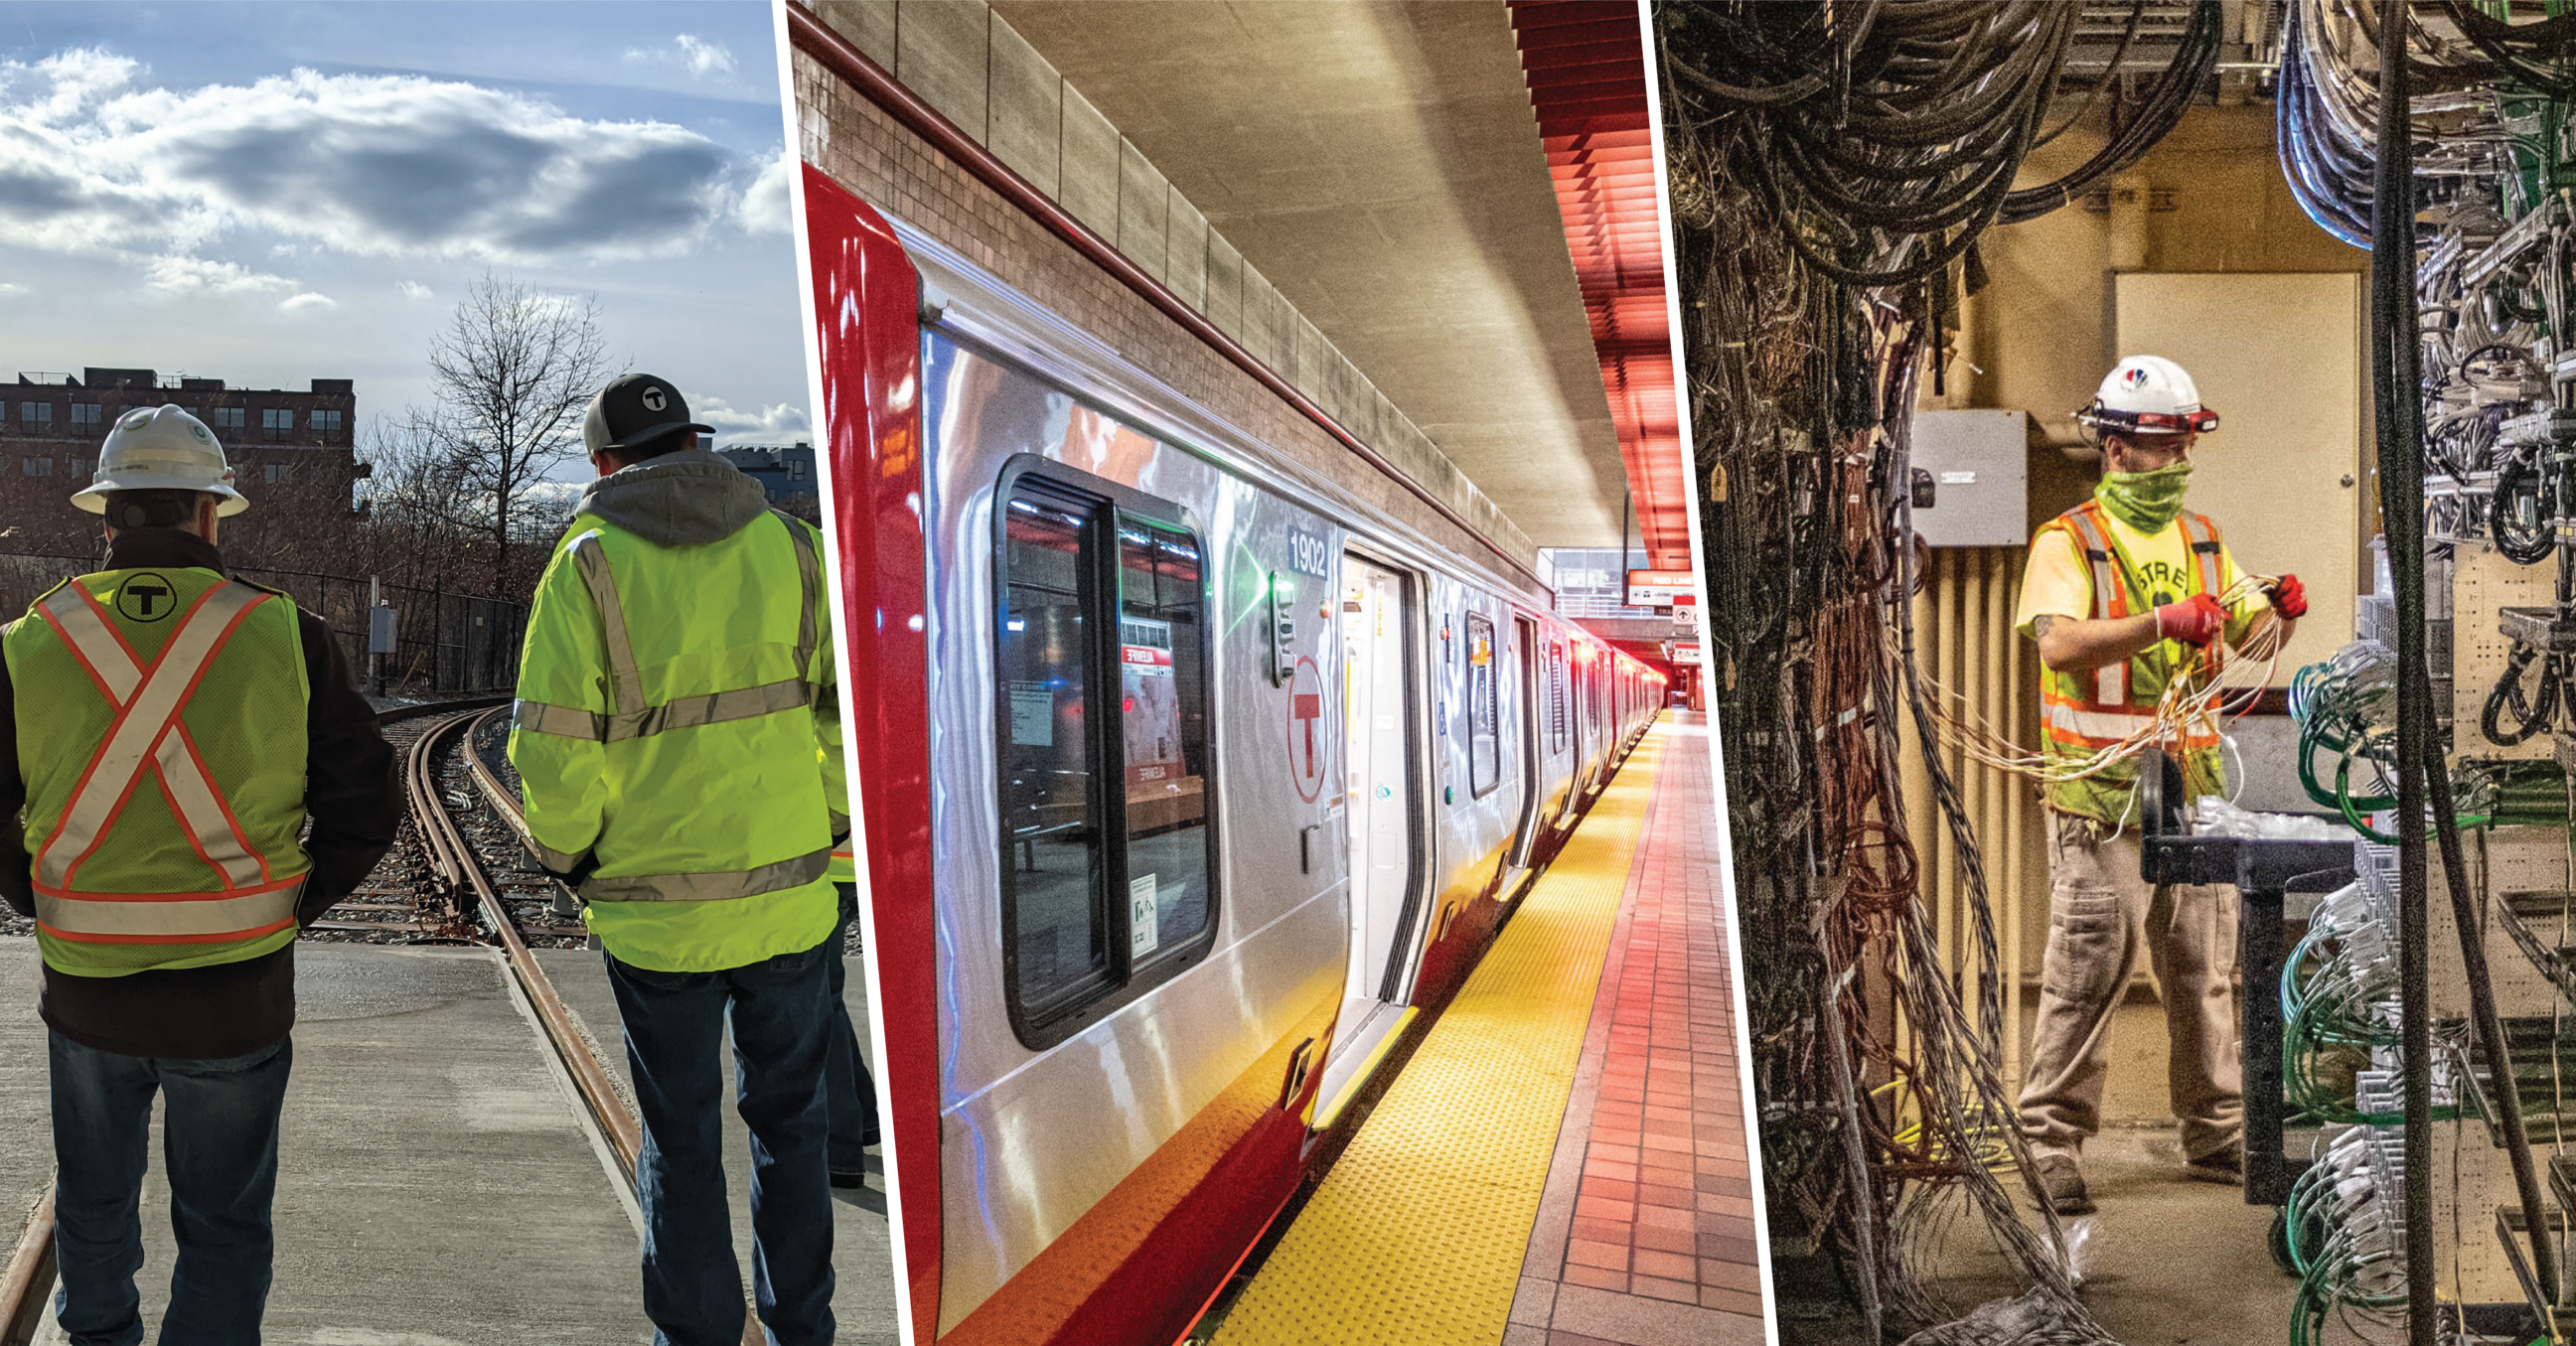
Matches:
[1,368,365,557]
[716,443,819,502]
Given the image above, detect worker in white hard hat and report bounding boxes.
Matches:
[0,405,397,1339]
[2009,356,2305,1215]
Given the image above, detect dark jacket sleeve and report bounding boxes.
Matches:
[295,612,398,924]
[0,647,29,919]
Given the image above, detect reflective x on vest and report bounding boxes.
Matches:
[2043,502,2226,750]
[32,580,302,942]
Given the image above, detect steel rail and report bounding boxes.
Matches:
[416,708,644,1180]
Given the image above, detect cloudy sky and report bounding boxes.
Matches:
[0,1,807,480]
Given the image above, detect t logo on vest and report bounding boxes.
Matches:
[115,573,178,623]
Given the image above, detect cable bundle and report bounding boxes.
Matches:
[1662,0,2225,276]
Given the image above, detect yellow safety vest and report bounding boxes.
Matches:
[5,567,310,974]
[2038,499,2228,822]
[510,508,845,972]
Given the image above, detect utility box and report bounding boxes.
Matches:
[1910,409,2030,547]
[368,606,398,655]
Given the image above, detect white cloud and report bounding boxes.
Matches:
[278,291,336,311]
[676,36,736,78]
[397,280,433,300]
[142,254,294,295]
[694,393,809,443]
[0,282,23,298]
[0,54,742,266]
[736,152,790,234]
[627,36,737,79]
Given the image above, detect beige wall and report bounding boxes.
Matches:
[1941,103,2372,993]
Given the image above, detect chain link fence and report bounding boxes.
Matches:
[0,552,526,693]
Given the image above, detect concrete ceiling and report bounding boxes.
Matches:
[990,0,1632,552]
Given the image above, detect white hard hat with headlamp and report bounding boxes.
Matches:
[69,404,250,517]
[2075,355,2219,439]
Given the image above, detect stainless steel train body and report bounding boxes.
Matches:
[824,191,1659,1346]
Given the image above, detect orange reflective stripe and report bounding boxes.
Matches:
[31,580,298,942]
[2178,512,2224,597]
[2055,506,2130,706]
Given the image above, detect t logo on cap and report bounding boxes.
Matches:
[582,373,715,464]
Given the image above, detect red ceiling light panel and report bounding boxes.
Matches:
[1506,0,1692,576]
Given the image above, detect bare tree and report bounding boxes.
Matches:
[425,273,615,590]
[361,409,485,591]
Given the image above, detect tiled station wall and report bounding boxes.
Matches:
[795,0,1538,574]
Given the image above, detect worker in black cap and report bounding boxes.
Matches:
[510,373,852,1344]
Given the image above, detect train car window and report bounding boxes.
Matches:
[1116,518,1212,956]
[1466,613,1499,797]
[996,460,1221,1044]
[1000,482,1113,1018]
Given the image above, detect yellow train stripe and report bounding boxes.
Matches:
[1214,725,1668,1346]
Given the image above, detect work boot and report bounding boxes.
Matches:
[2186,1144,2242,1185]
[2032,1152,2093,1215]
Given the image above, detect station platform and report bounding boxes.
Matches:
[1,939,894,1344]
[1209,715,1766,1346]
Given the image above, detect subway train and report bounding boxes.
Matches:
[804,168,1665,1346]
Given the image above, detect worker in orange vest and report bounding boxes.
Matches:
[2012,357,2304,1215]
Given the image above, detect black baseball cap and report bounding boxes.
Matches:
[584,374,714,459]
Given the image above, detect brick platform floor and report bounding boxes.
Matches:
[1508,713,1767,1345]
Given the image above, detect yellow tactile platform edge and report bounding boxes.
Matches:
[1214,726,1669,1346]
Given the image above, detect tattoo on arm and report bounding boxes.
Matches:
[2031,615,2056,639]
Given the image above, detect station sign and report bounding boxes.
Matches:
[1669,641,1704,667]
[1626,568,1697,608]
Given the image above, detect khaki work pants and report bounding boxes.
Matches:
[2017,812,2243,1163]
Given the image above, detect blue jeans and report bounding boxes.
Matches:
[606,941,835,1346]
[826,884,878,1173]
[49,1032,292,1346]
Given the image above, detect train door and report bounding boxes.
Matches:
[1311,550,1426,1125]
[1507,615,1544,868]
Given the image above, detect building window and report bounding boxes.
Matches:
[21,457,51,477]
[996,467,1216,1046]
[70,403,100,428]
[789,460,805,479]
[262,408,292,441]
[1467,613,1499,798]
[20,402,51,432]
[264,463,293,485]
[213,407,246,431]
[310,409,342,439]
[70,458,89,480]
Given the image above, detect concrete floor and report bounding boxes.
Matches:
[3,937,896,1345]
[0,941,48,1278]
[17,941,649,1343]
[1779,998,2298,1342]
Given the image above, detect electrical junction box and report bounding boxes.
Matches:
[1909,409,2030,547]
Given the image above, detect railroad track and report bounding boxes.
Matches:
[3,695,769,1346]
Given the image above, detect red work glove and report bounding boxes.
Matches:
[2265,573,2308,620]
[2154,593,2228,648]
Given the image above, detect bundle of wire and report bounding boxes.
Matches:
[2292,640,2572,837]
[2284,1126,2410,1346]
[1656,5,2232,1342]
[1910,576,2289,792]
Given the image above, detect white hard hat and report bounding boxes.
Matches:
[2075,355,2219,437]
[70,404,249,517]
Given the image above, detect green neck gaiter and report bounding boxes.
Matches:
[2095,461,2194,533]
